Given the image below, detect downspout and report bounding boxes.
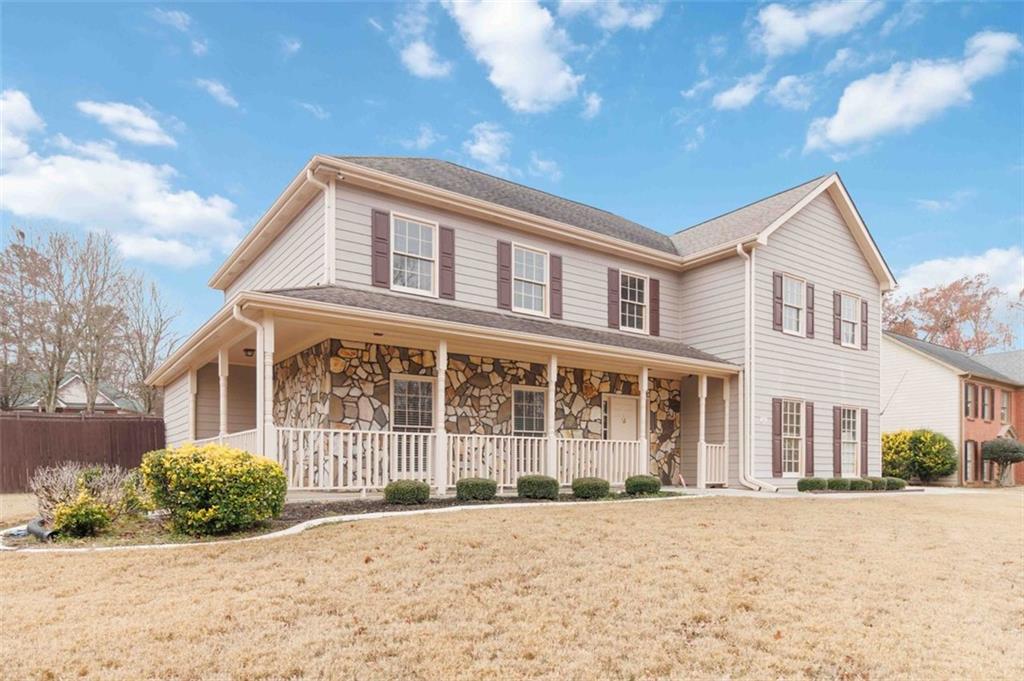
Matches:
[305,168,332,285]
[735,244,779,492]
[232,304,264,455]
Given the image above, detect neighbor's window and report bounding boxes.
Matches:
[982,388,993,421]
[964,383,975,418]
[1001,390,1010,424]
[840,294,860,347]
[513,245,548,315]
[392,215,436,295]
[392,377,434,432]
[512,388,545,436]
[841,407,859,476]
[620,272,648,332]
[781,399,803,476]
[964,440,976,482]
[782,275,805,335]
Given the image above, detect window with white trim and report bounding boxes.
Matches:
[981,388,993,421]
[512,245,548,315]
[782,275,805,335]
[841,407,859,476]
[964,383,975,417]
[391,215,436,295]
[781,399,803,476]
[1001,390,1010,424]
[840,294,860,347]
[620,272,647,332]
[391,377,433,432]
[512,387,545,436]
[964,440,976,482]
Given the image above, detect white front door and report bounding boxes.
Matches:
[607,396,639,440]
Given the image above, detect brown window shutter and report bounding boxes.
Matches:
[772,272,783,331]
[607,268,620,328]
[371,209,391,288]
[832,291,842,344]
[805,402,815,475]
[860,300,868,350]
[972,384,979,418]
[649,278,660,336]
[806,283,815,338]
[860,408,869,476]
[832,405,842,476]
[439,226,455,300]
[496,241,512,310]
[771,398,783,477]
[549,254,563,319]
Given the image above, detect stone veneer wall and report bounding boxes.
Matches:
[274,339,681,474]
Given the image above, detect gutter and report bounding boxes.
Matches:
[304,168,333,285]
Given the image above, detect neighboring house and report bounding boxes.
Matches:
[146,156,895,492]
[882,332,1022,485]
[8,373,142,414]
[974,349,1024,484]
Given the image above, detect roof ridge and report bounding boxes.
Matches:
[884,330,971,356]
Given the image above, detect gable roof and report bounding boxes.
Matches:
[884,332,1022,386]
[333,156,678,254]
[975,350,1024,385]
[12,373,143,411]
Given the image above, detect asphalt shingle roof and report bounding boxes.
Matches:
[884,332,1022,386]
[975,350,1024,385]
[266,285,731,365]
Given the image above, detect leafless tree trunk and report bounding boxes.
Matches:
[35,232,83,412]
[0,229,41,410]
[121,276,179,414]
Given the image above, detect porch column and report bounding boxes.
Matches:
[546,354,558,480]
[434,339,448,493]
[639,366,649,475]
[723,375,731,454]
[697,374,708,489]
[261,314,276,461]
[217,348,229,439]
[187,368,198,441]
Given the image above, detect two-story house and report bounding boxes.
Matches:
[146,156,895,493]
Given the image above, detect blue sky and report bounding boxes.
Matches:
[2,1,1022,341]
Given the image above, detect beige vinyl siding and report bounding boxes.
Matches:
[679,375,740,486]
[334,184,683,338]
[752,192,882,486]
[678,255,745,364]
[163,372,191,447]
[194,363,258,439]
[225,196,325,299]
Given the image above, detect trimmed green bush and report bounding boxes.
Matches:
[827,477,851,491]
[53,490,111,537]
[849,478,872,491]
[884,476,907,490]
[883,429,957,482]
[571,477,610,499]
[982,439,1024,485]
[384,480,431,505]
[796,477,827,492]
[141,444,287,536]
[455,477,497,501]
[517,475,559,500]
[865,476,887,491]
[625,475,661,495]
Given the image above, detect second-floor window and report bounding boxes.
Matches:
[782,275,805,335]
[620,271,648,333]
[513,245,548,315]
[391,215,436,295]
[1001,390,1010,423]
[840,294,860,347]
[982,388,993,421]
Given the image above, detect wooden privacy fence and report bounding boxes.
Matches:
[0,412,165,492]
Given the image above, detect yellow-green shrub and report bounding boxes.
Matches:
[53,490,111,537]
[883,429,957,482]
[141,444,286,536]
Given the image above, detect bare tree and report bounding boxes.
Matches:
[0,228,42,409]
[121,276,179,414]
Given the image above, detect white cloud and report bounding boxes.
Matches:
[400,40,453,78]
[895,247,1023,301]
[712,71,767,110]
[444,0,583,113]
[463,122,512,174]
[767,74,814,111]
[557,0,663,31]
[75,101,176,147]
[150,8,191,32]
[190,38,209,56]
[394,3,452,79]
[528,152,562,181]
[680,77,714,99]
[401,123,443,150]
[195,78,240,108]
[881,1,925,37]
[280,36,302,57]
[581,92,602,119]
[912,189,975,213]
[825,47,855,75]
[297,102,330,120]
[807,31,1023,153]
[0,90,241,269]
[684,124,705,152]
[753,1,884,57]
[115,234,210,268]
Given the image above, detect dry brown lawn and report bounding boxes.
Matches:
[0,493,37,525]
[2,491,1022,680]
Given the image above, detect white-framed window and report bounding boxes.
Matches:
[964,383,975,418]
[390,375,434,432]
[964,440,976,482]
[512,387,545,436]
[840,293,860,347]
[512,244,548,316]
[391,214,437,296]
[1001,390,1010,424]
[782,275,805,335]
[981,388,993,421]
[620,271,648,333]
[781,399,803,477]
[841,406,859,476]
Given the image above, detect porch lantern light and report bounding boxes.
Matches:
[243,348,255,358]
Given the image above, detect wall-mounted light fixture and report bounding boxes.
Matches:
[243,348,255,358]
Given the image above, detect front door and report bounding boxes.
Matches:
[606,396,639,440]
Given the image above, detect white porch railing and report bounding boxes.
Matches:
[192,428,259,452]
[704,442,728,487]
[557,439,642,486]
[447,434,547,487]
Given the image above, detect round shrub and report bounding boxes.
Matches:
[517,475,559,500]
[883,429,957,482]
[827,478,851,491]
[796,477,827,492]
[384,480,431,505]
[572,477,610,499]
[982,439,1024,485]
[456,477,497,501]
[625,475,661,495]
[849,478,872,491]
[885,476,907,490]
[141,444,287,536]
[53,490,111,537]
[865,476,887,491]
